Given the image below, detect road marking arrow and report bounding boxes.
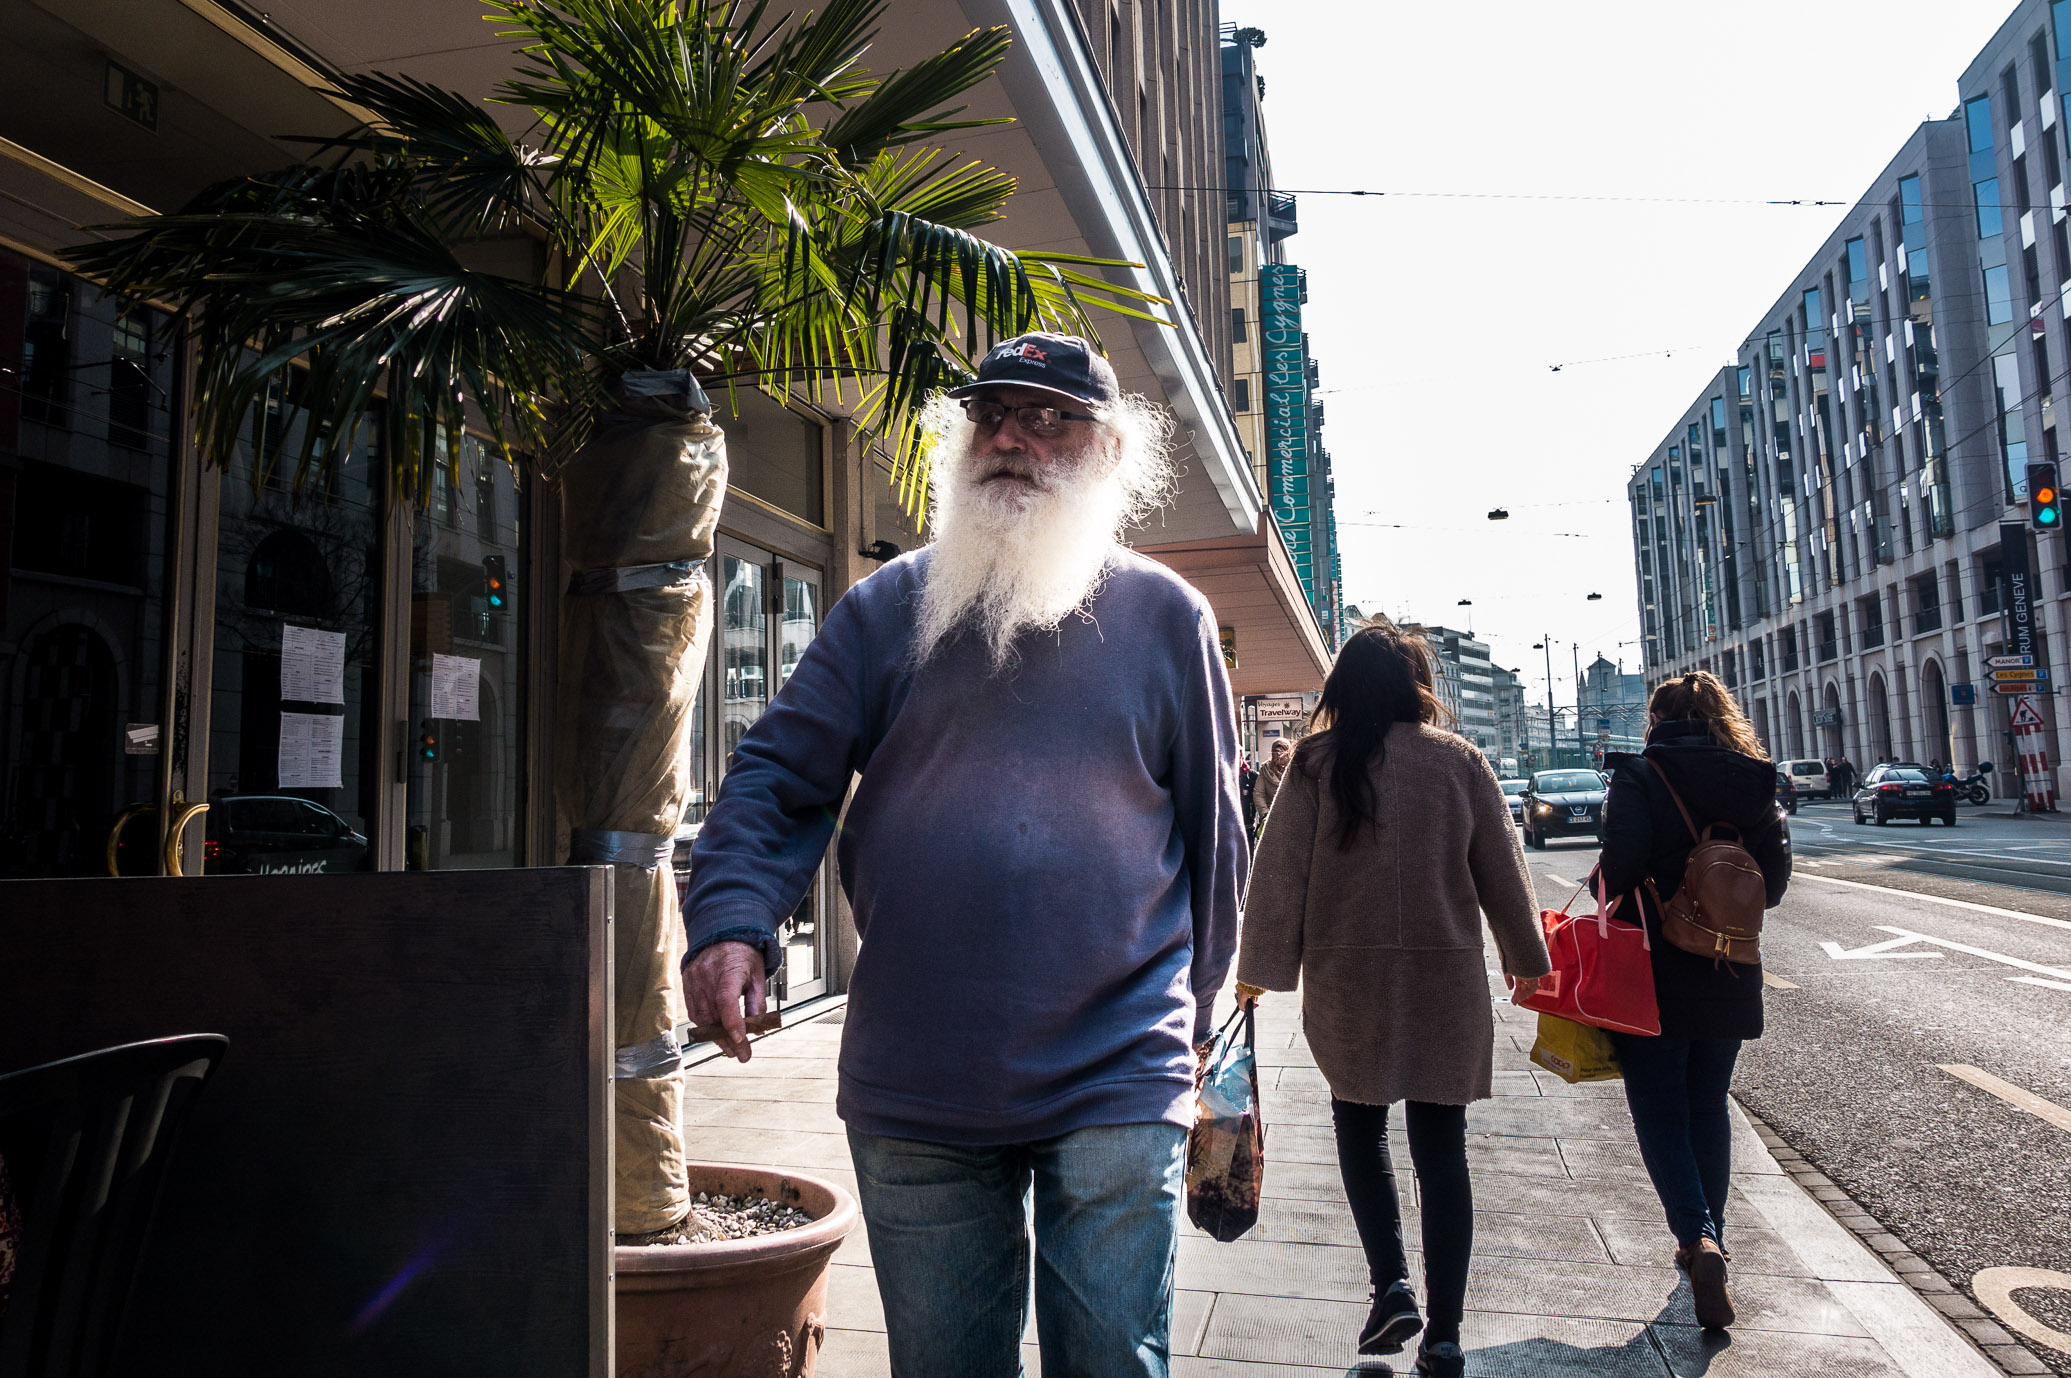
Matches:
[1820,934,1942,960]
[1873,926,2071,982]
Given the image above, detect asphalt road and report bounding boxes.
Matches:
[1520,805,2071,1376]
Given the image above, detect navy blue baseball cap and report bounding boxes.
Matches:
[945,332,1120,409]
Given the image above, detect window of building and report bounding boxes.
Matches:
[1913,570,1942,633]
[1226,235,1243,274]
[1815,612,1837,661]
[1995,352,2029,499]
[1980,551,2006,614]
[1751,638,1766,679]
[1781,625,1800,671]
[1231,306,1247,342]
[1967,95,1995,155]
[21,265,70,426]
[1976,177,2005,238]
[1858,594,1885,648]
[1985,263,2016,323]
[1233,378,1251,412]
[1737,366,1752,397]
[107,311,153,449]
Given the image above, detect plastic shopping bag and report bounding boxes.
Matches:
[1529,1012,1622,1084]
[1187,1004,1266,1242]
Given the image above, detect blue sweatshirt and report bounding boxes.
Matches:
[683,548,1247,1144]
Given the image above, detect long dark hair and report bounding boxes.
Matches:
[1299,625,1454,849]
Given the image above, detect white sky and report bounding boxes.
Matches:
[1217,0,2017,710]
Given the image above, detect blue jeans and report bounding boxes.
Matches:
[847,1121,1187,1378]
[1609,1034,1743,1248]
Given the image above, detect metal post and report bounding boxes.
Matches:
[1543,635,1557,769]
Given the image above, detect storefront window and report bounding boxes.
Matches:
[721,391,823,526]
[0,252,177,876]
[204,378,382,875]
[405,435,525,870]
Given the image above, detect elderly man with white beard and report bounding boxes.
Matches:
[681,332,1247,1378]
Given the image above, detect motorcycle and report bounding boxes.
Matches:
[1945,761,1993,805]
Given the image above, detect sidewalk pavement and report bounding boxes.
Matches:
[683,986,2004,1377]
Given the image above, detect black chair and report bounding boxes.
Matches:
[0,1035,227,1378]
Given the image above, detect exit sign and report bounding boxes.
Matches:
[104,61,159,131]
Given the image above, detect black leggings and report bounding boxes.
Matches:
[1330,1098,1470,1344]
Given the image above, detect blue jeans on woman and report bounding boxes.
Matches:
[1607,1034,1743,1248]
[846,1121,1188,1378]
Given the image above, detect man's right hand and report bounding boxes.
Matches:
[684,940,768,1063]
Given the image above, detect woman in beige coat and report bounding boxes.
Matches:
[1237,625,1550,1378]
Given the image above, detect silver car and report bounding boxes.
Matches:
[1499,778,1529,825]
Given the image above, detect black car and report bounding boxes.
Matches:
[1520,769,1608,849]
[1851,765,1957,826]
[205,794,372,874]
[1775,769,1799,815]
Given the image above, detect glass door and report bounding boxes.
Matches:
[686,537,825,1004]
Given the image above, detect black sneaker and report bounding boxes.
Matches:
[1357,1280,1423,1356]
[1412,1339,1465,1377]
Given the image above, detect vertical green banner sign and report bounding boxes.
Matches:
[1259,264,1314,600]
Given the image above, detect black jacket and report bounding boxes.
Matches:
[1594,719,1792,1042]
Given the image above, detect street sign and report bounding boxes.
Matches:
[1951,683,1977,705]
[1993,683,2042,695]
[2012,697,2048,727]
[1253,696,1306,722]
[1987,654,2036,668]
[1991,667,2048,682]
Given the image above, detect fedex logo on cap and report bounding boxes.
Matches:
[987,340,1049,367]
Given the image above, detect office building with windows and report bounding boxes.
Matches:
[1404,623,1500,760]
[1222,26,1346,652]
[1629,0,2071,791]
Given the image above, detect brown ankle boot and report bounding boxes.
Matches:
[1687,1237,1736,1330]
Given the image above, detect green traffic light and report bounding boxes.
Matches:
[2044,509,2061,525]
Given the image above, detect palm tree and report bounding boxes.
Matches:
[69,0,1159,1237]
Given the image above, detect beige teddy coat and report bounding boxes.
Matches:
[1236,723,1550,1106]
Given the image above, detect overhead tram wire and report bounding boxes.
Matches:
[1142,182,2066,215]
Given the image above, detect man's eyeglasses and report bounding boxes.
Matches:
[960,400,1097,436]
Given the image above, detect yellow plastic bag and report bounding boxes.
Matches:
[1529,1012,1622,1084]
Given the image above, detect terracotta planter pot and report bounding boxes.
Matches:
[615,1162,859,1378]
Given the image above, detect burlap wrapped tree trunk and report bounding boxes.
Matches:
[558,371,726,1235]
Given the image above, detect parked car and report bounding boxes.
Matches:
[1520,769,1608,849]
[1852,765,1957,826]
[1775,769,1799,815]
[1499,778,1529,825]
[1777,758,1832,799]
[205,795,371,874]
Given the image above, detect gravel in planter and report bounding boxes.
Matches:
[633,1192,815,1246]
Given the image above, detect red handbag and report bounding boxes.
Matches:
[1513,880,1661,1036]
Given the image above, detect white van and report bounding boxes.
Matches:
[1778,758,1832,799]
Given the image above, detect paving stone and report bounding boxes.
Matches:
[1171,1288,1214,1356]
[1555,1135,1651,1176]
[1182,1193,1364,1248]
[1530,1070,1630,1099]
[680,1095,845,1133]
[1191,1290,1370,1367]
[1435,1313,1668,1376]
[1926,1292,1988,1320]
[1889,1255,1933,1274]
[1169,1359,1346,1377]
[1176,1235,1375,1302]
[1466,1098,1638,1141]
[1650,1323,1909,1377]
[682,1074,839,1103]
[819,1325,890,1377]
[1981,1343,2054,1375]
[826,1260,886,1332]
[1259,1158,1357,1202]
[687,1125,854,1173]
[1907,1272,1956,1294]
[1862,1232,1907,1254]
[1470,1169,1678,1222]
[1957,1317,2017,1346]
[1273,1066,1331,1093]
[1592,1216,1811,1279]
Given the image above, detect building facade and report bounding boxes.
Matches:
[1629,0,2071,793]
[1577,655,1649,762]
[0,0,1334,1006]
[1222,27,1346,652]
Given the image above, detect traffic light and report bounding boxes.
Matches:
[482,554,508,610]
[2028,461,2062,530]
[418,722,439,762]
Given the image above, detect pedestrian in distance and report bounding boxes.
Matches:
[681,332,1247,1378]
[1236,626,1552,1378]
[1254,735,1292,819]
[1240,756,1257,836]
[1594,671,1792,1331]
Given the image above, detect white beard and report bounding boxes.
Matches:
[913,440,1132,671]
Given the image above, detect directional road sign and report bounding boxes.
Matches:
[1993,682,2045,696]
[1987,654,2037,668]
[2013,697,2048,727]
[1992,667,2048,682]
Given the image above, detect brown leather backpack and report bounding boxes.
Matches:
[1641,764,1768,965]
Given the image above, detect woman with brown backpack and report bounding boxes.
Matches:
[1594,671,1792,1331]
